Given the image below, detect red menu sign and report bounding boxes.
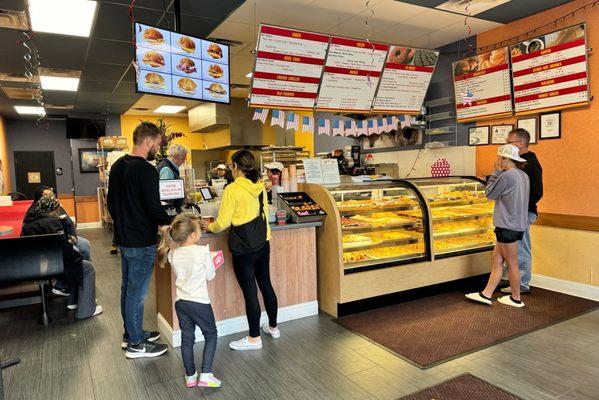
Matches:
[249,25,330,110]
[373,46,439,114]
[511,24,589,114]
[452,47,512,122]
[316,36,389,113]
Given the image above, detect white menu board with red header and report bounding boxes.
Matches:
[315,37,389,113]
[452,47,512,122]
[372,46,439,114]
[249,25,330,110]
[510,24,589,114]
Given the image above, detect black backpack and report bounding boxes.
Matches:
[227,192,267,255]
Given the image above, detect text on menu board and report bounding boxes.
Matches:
[134,23,230,104]
[510,24,589,114]
[452,47,512,122]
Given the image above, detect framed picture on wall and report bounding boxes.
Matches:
[540,111,561,139]
[491,124,513,144]
[78,148,102,173]
[468,126,490,146]
[517,117,537,144]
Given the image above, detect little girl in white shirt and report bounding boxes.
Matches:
[157,213,221,388]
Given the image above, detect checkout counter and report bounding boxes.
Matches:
[154,178,321,347]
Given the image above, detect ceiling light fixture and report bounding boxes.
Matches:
[14,106,46,115]
[40,76,80,91]
[28,0,98,37]
[154,105,186,114]
[245,72,253,78]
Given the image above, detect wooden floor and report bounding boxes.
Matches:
[1,228,598,400]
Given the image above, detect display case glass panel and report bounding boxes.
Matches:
[406,177,495,258]
[329,182,430,273]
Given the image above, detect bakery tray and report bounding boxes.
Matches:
[428,198,489,208]
[341,220,417,233]
[342,236,420,251]
[435,241,495,255]
[278,192,327,224]
[433,227,490,239]
[343,251,425,270]
[337,204,419,216]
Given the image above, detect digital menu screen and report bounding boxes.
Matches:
[134,23,230,104]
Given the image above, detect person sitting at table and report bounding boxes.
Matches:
[21,195,103,319]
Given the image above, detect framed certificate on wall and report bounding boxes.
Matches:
[491,124,513,144]
[517,117,537,144]
[468,126,490,146]
[540,112,561,139]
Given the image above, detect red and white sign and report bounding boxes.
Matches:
[452,47,513,122]
[316,36,388,113]
[249,25,329,110]
[211,250,224,270]
[373,46,438,114]
[510,24,589,114]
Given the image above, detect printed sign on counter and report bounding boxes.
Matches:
[510,24,589,114]
[372,46,439,114]
[316,36,389,113]
[249,25,330,110]
[321,159,341,184]
[302,159,340,184]
[452,47,512,122]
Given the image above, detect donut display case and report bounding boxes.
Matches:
[301,176,494,317]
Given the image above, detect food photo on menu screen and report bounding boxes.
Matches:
[134,22,230,103]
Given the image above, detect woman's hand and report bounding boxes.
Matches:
[200,219,211,231]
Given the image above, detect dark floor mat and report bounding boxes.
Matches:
[337,288,598,368]
[398,374,522,400]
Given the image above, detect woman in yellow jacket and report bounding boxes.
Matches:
[201,150,279,350]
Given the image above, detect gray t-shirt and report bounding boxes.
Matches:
[485,168,530,232]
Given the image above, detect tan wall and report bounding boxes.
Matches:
[0,116,12,194]
[532,225,599,285]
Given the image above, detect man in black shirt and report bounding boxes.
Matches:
[501,128,543,294]
[108,121,172,359]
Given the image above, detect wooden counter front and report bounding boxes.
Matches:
[155,224,319,347]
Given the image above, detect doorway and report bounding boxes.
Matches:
[13,151,57,200]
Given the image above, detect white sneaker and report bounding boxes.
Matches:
[498,295,524,308]
[185,372,198,388]
[67,304,78,310]
[229,336,262,351]
[92,305,104,316]
[465,292,492,305]
[198,373,221,388]
[262,324,281,339]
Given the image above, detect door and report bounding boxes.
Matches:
[14,151,57,200]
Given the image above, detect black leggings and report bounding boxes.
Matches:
[232,242,278,338]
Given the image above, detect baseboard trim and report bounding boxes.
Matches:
[531,274,599,301]
[159,300,319,348]
[77,222,102,229]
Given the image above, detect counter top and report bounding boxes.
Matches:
[201,221,323,238]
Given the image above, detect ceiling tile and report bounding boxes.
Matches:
[94,2,167,42]
[81,63,129,81]
[178,0,247,20]
[35,34,89,70]
[88,39,134,66]
[42,91,78,105]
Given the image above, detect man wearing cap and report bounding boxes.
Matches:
[501,128,543,295]
[157,143,188,212]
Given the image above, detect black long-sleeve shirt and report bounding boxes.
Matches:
[107,155,172,247]
[521,151,543,215]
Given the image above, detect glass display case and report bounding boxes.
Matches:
[329,182,431,273]
[406,177,495,258]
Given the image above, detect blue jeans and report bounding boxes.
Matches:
[176,300,218,376]
[502,212,537,289]
[74,236,91,262]
[120,245,157,345]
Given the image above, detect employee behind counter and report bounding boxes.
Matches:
[157,144,189,212]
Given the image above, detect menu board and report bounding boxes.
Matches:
[452,47,512,122]
[134,23,230,104]
[249,25,329,110]
[510,24,589,114]
[316,37,389,113]
[372,46,439,113]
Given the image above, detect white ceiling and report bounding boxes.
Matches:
[127,0,502,114]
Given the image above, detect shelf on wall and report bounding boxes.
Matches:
[425,126,456,136]
[424,97,454,108]
[425,111,455,122]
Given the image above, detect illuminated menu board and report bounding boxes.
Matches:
[510,24,589,114]
[134,23,230,104]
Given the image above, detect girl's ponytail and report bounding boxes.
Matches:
[157,225,175,268]
[244,168,260,183]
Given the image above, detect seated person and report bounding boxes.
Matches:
[21,196,103,320]
[24,186,91,262]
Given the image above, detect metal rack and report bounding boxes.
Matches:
[259,145,309,172]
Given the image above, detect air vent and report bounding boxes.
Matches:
[0,9,29,30]
[38,67,81,79]
[1,87,37,99]
[0,73,39,83]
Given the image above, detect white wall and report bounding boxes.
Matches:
[366,145,477,178]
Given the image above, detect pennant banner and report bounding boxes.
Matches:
[302,115,314,132]
[331,119,343,136]
[252,108,269,124]
[270,109,285,128]
[317,118,330,135]
[286,111,299,130]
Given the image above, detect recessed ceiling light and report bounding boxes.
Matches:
[28,0,98,37]
[40,76,80,91]
[14,106,46,115]
[154,105,186,114]
[245,72,253,78]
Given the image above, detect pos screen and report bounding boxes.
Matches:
[159,179,185,200]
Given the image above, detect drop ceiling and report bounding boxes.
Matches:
[0,0,575,120]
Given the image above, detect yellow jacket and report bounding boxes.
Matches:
[208,176,271,240]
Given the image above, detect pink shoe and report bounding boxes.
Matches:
[185,372,198,388]
[198,373,221,388]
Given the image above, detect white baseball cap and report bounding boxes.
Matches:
[264,161,284,171]
[216,164,227,170]
[497,144,526,162]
